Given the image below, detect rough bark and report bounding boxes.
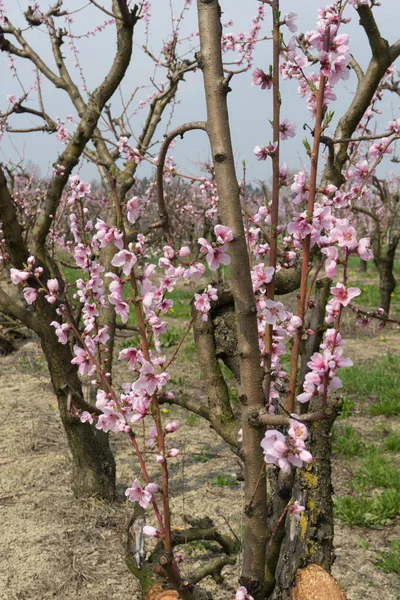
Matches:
[375,250,397,316]
[0,166,115,499]
[269,396,341,600]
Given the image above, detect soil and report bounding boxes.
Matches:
[1,330,399,600]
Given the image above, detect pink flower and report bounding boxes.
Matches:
[194,292,211,321]
[71,345,94,376]
[198,238,230,271]
[126,197,141,224]
[236,586,254,600]
[179,246,191,258]
[111,249,137,276]
[23,287,39,305]
[331,222,358,249]
[45,278,59,304]
[165,421,180,433]
[288,418,308,441]
[321,246,338,278]
[251,67,272,90]
[251,264,274,291]
[279,119,296,141]
[125,479,157,508]
[119,347,139,370]
[291,171,308,204]
[330,283,361,307]
[253,143,278,160]
[263,300,286,325]
[369,138,393,157]
[80,411,94,424]
[167,448,180,457]
[132,361,169,395]
[357,237,373,261]
[50,321,70,344]
[283,12,297,33]
[142,526,161,538]
[10,268,30,284]
[214,224,233,244]
[289,501,305,521]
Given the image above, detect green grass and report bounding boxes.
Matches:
[334,489,400,528]
[338,396,355,420]
[382,431,400,453]
[340,353,400,416]
[186,413,199,427]
[210,473,238,487]
[374,539,400,574]
[352,451,400,492]
[332,424,367,457]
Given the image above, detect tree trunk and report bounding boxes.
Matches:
[36,303,116,500]
[375,251,396,316]
[269,397,341,600]
[359,259,368,273]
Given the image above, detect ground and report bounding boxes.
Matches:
[1,264,400,599]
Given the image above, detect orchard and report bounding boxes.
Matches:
[0,1,399,599]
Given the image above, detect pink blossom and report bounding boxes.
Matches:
[119,347,139,370]
[214,224,233,244]
[289,501,305,521]
[369,138,393,157]
[126,197,141,224]
[279,119,296,141]
[251,264,274,291]
[283,12,297,33]
[321,246,338,278]
[165,421,180,433]
[132,361,169,395]
[80,411,94,424]
[253,143,278,160]
[330,283,361,307]
[251,67,272,90]
[167,448,180,457]
[198,238,231,271]
[263,300,286,325]
[357,237,373,261]
[291,172,308,204]
[23,287,39,305]
[50,321,70,344]
[10,268,30,284]
[111,249,137,276]
[125,479,157,508]
[143,525,161,537]
[179,246,191,258]
[288,418,308,441]
[236,587,254,600]
[71,345,94,376]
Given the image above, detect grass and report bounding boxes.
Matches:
[338,396,355,420]
[332,424,367,457]
[351,451,400,492]
[334,489,400,528]
[382,431,400,453]
[210,473,238,487]
[374,539,400,574]
[339,353,400,417]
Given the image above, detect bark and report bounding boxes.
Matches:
[359,259,368,273]
[37,302,116,499]
[375,250,397,316]
[0,166,115,499]
[197,2,267,593]
[269,396,341,600]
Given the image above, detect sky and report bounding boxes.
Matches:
[0,0,399,185]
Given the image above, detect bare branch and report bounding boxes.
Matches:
[156,121,207,240]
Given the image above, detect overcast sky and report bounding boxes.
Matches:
[1,0,399,185]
